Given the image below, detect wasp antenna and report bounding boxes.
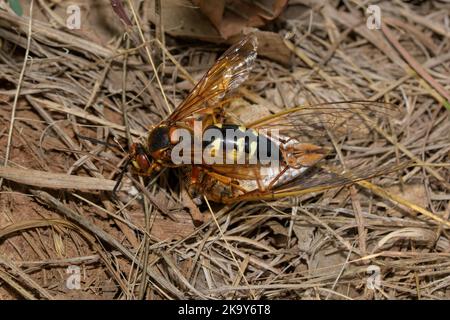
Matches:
[112,157,132,197]
[76,133,117,148]
[112,136,127,154]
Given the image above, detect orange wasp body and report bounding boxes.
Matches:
[119,34,399,203]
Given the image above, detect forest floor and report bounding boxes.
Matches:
[0,0,449,299]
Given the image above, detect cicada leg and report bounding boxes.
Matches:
[190,165,201,184]
[112,157,132,196]
[280,143,328,169]
[187,166,245,199]
[186,165,204,201]
[267,165,289,190]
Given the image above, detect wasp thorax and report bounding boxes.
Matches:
[148,125,170,153]
[130,143,152,172]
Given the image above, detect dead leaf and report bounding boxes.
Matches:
[386,184,428,217]
[193,0,288,39]
[148,0,222,42]
[128,189,196,241]
[250,30,292,65]
[150,211,196,241]
[267,220,287,236]
[293,224,315,252]
[145,1,292,64]
[266,220,288,247]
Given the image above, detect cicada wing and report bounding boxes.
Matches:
[167,34,258,122]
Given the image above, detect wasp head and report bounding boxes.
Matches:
[129,124,174,175]
[129,142,160,175]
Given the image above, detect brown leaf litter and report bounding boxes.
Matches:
[0,0,449,300]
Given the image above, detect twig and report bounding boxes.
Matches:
[0,0,34,190]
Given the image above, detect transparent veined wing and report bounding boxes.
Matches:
[246,100,399,146]
[168,34,258,122]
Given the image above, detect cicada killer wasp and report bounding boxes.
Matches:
[114,33,402,204]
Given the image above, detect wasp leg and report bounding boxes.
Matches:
[181,174,205,226]
[191,167,248,196]
[205,170,248,193]
[187,166,205,202]
[217,95,240,106]
[112,157,132,197]
[112,162,160,203]
[112,170,125,198]
[131,162,159,177]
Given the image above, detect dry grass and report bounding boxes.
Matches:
[0,0,449,300]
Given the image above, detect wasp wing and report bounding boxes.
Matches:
[205,164,272,180]
[246,100,399,146]
[221,161,409,203]
[168,34,258,122]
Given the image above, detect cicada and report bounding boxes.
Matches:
[117,34,400,204]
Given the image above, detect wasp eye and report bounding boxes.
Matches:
[135,154,151,172]
[148,126,170,152]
